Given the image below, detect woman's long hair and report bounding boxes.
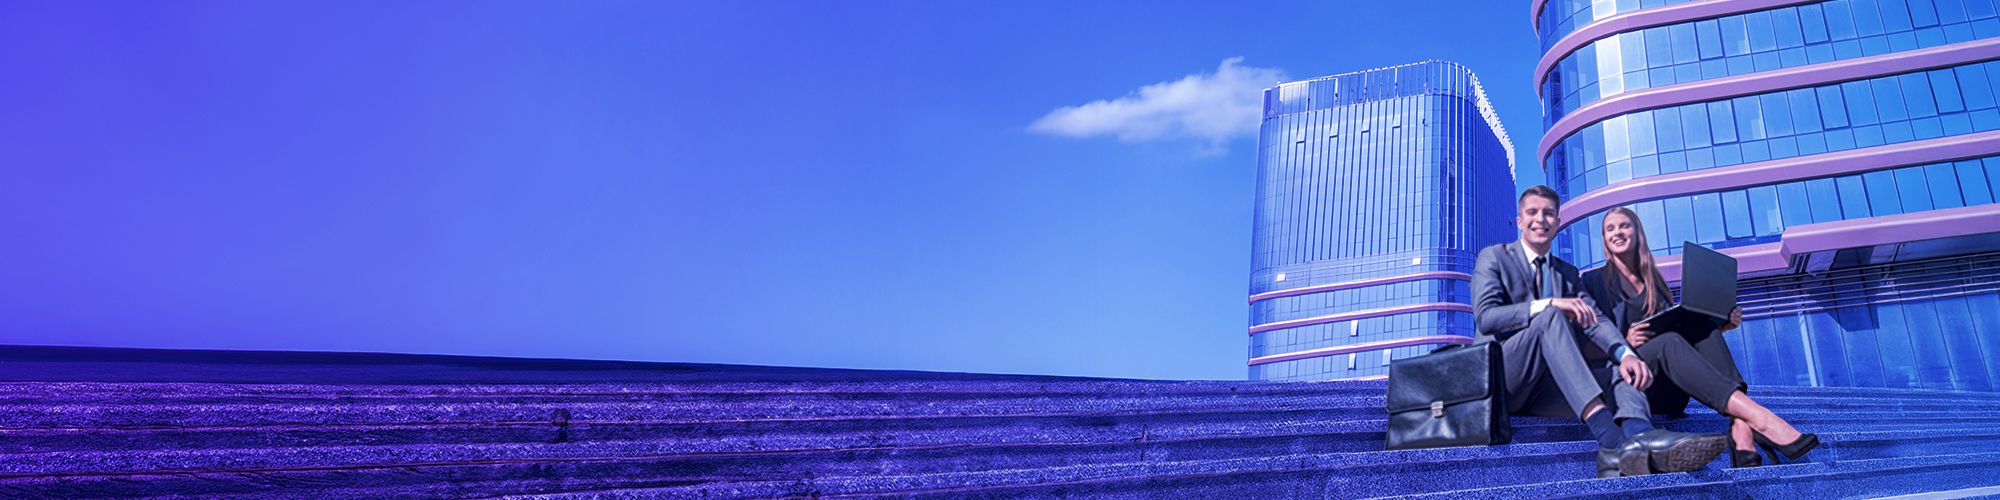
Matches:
[1600,207,1671,316]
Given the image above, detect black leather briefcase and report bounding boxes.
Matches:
[1384,341,1510,450]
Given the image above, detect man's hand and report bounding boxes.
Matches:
[1548,297,1598,327]
[1719,306,1744,332]
[1626,321,1653,348]
[1619,355,1651,391]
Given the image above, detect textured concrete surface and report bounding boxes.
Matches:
[4,344,2000,498]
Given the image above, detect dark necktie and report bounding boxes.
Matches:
[1531,256,1547,300]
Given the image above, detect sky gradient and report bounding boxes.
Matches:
[0,0,1545,380]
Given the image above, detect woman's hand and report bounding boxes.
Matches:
[1719,306,1744,332]
[1626,321,1653,348]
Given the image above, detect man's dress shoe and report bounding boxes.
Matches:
[1628,429,1728,473]
[1597,439,1649,478]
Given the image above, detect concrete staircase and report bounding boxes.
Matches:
[3,345,1998,498]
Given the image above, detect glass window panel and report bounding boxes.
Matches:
[1844,80,1883,125]
[1604,116,1631,162]
[1721,15,1753,56]
[1806,178,1844,223]
[1834,305,1887,388]
[1665,196,1695,247]
[1864,170,1906,215]
[1636,200,1668,251]
[1927,162,1967,208]
[1622,32,1651,75]
[1875,300,1923,388]
[1805,310,1852,387]
[1958,65,1998,110]
[1709,100,1740,143]
[1748,185,1784,235]
[1630,111,1658,156]
[1882,0,1917,31]
[1762,92,1796,136]
[1989,158,2000,196]
[1735,95,1768,140]
[1854,0,1889,35]
[1722,189,1753,238]
[1692,192,1727,243]
[1874,77,1911,122]
[1968,0,1999,18]
[1900,73,1942,117]
[1818,85,1852,128]
[1671,23,1701,64]
[1748,11,1780,52]
[1777,182,1816,228]
[1698,19,1726,59]
[1912,0,1944,26]
[1654,107,1686,151]
[1773,8,1807,48]
[1802,4,1832,43]
[1957,159,1995,204]
[1790,88,1826,133]
[1930,69,1968,113]
[1681,102,1714,148]
[1896,166,1936,211]
[1826,0,1860,40]
[1837,175,1873,218]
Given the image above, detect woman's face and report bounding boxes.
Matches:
[1603,211,1638,257]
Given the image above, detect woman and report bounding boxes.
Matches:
[1580,207,1819,467]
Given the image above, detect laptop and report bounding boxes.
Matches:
[1637,242,1737,340]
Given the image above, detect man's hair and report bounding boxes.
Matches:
[1518,185,1560,209]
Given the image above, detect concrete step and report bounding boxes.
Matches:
[13,386,1997,432]
[0,407,1385,454]
[10,424,1994,498]
[0,392,1395,429]
[470,429,2000,499]
[1385,451,2000,499]
[0,380,1387,402]
[0,440,1608,499]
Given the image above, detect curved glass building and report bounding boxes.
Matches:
[1534,0,2000,391]
[1248,61,1517,382]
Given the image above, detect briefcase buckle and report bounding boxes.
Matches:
[1430,401,1445,418]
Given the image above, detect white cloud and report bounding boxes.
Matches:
[1029,57,1286,152]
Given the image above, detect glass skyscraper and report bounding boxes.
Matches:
[1248,61,1518,382]
[1537,0,2000,391]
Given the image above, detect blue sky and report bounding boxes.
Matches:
[0,1,1544,380]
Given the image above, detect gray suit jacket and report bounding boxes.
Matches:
[1471,241,1627,360]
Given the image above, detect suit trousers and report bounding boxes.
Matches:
[1499,308,1650,422]
[1636,329,1748,417]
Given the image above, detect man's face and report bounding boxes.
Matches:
[1516,195,1558,248]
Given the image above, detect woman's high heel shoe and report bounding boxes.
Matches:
[1753,431,1820,463]
[1725,435,1764,468]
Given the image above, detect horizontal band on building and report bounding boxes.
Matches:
[1246,334,1475,366]
[1736,251,2000,318]
[1558,130,2000,232]
[1539,37,2000,165]
[1534,0,1821,97]
[1737,252,2000,306]
[1330,374,1390,382]
[1247,271,1473,305]
[1247,302,1475,336]
[1651,203,2000,281]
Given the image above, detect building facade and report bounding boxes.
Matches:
[1248,61,1517,381]
[1536,0,2000,391]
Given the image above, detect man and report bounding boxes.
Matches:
[1472,185,1725,478]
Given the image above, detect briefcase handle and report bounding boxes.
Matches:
[1429,344,1467,355]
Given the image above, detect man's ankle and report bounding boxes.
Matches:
[1619,416,1654,437]
[1584,410,1624,448]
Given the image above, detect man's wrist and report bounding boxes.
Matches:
[1530,298,1551,315]
[1616,345,1637,361]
